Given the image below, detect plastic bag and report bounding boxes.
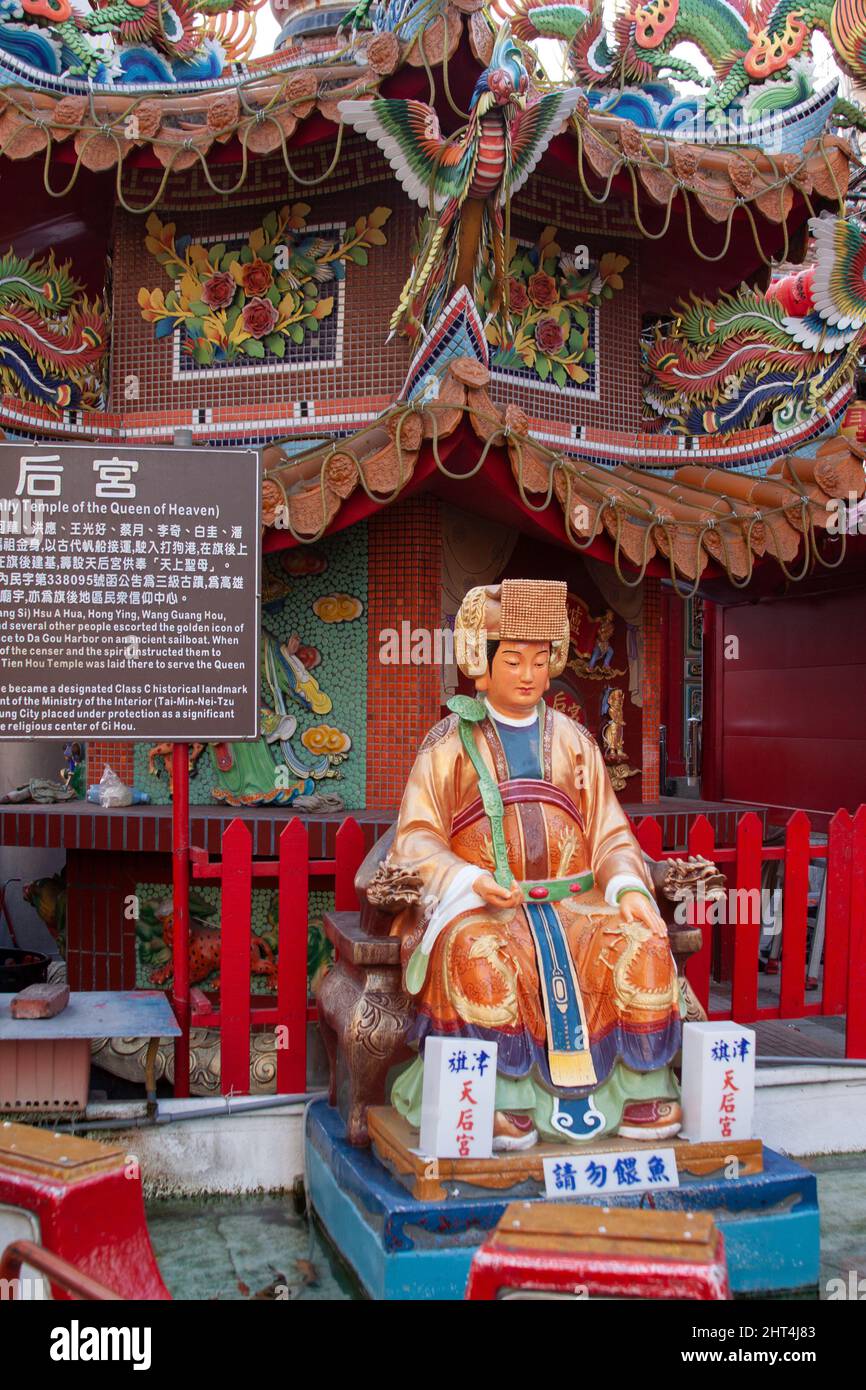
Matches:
[96,765,134,808]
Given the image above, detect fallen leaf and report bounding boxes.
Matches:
[295,1258,320,1287]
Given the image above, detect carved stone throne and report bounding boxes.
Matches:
[317,828,715,1147]
[317,827,413,1147]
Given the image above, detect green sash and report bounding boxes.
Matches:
[448,695,514,890]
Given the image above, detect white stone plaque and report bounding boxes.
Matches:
[681,1020,756,1143]
[419,1037,498,1159]
[542,1148,680,1199]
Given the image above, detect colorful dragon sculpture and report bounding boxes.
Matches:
[0,0,263,84]
[339,23,581,338]
[496,0,866,115]
[0,248,107,412]
[643,213,866,434]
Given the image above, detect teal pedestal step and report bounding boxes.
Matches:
[306,1100,820,1301]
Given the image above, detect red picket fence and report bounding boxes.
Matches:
[182,816,366,1098]
[174,805,866,1097]
[634,806,866,1059]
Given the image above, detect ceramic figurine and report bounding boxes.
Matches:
[601,687,627,761]
[60,741,84,795]
[587,610,616,671]
[339,24,582,338]
[387,579,683,1150]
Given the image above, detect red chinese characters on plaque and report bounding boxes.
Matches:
[680,1022,756,1143]
[419,1038,498,1159]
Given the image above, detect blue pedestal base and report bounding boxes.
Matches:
[306,1101,819,1301]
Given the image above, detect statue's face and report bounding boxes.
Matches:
[476,639,551,717]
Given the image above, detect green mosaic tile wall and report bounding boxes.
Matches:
[133,524,368,809]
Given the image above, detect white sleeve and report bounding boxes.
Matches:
[420,862,486,954]
[604,873,653,908]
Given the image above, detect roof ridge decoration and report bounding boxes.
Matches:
[0,0,270,87]
[261,355,866,591]
[0,6,856,259]
[643,211,866,436]
[494,0,866,137]
[0,0,456,90]
[6,0,864,124]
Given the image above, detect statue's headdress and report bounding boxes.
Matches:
[454,579,570,679]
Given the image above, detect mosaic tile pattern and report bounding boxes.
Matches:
[365,495,443,811]
[87,741,136,788]
[133,523,368,807]
[480,229,629,399]
[111,179,415,443]
[107,154,644,446]
[137,205,391,381]
[641,578,662,802]
[485,217,641,436]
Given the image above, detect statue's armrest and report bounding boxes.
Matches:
[643,852,726,957]
[354,826,427,938]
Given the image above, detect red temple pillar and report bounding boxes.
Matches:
[661,587,686,780]
[641,578,662,802]
[365,494,444,811]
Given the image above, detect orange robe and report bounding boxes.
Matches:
[391,703,681,1094]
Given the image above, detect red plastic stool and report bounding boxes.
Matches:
[0,1121,170,1299]
[465,1201,731,1300]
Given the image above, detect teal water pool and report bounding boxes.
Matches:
[145,1192,358,1301]
[144,1152,864,1301]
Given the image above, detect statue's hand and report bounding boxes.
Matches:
[473,873,523,910]
[618,890,668,939]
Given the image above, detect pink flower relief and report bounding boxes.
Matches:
[535,315,564,355]
[508,277,530,313]
[240,258,274,297]
[527,271,557,308]
[242,296,279,339]
[201,271,236,310]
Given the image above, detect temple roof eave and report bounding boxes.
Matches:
[260,358,866,592]
[0,22,854,263]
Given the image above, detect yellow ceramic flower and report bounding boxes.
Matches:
[137,286,166,322]
[598,252,630,291]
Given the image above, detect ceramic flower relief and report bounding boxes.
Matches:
[138,204,391,366]
[480,226,629,388]
[281,550,328,576]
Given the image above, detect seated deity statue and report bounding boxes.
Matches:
[388,579,684,1151]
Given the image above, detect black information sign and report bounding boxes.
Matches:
[0,442,260,740]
